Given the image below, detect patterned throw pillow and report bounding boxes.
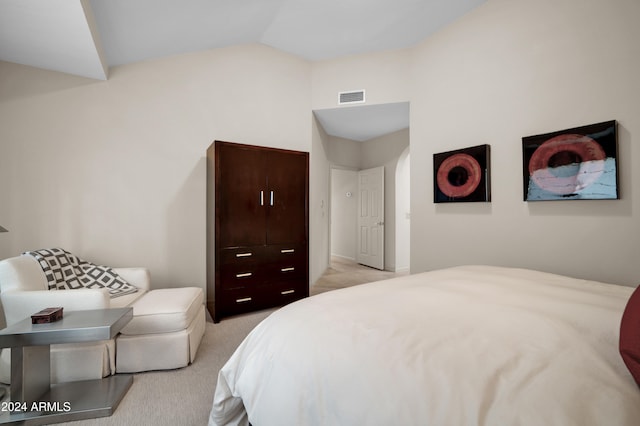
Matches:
[620,285,640,387]
[24,248,138,298]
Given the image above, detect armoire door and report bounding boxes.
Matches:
[216,143,267,247]
[265,150,308,245]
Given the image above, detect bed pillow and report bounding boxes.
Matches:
[620,285,640,387]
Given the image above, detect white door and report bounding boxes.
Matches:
[356,166,384,270]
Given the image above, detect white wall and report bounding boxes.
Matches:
[410,0,640,286]
[311,48,413,110]
[330,168,358,260]
[310,117,331,285]
[395,148,411,272]
[0,44,313,292]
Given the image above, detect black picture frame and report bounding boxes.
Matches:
[433,144,491,203]
[522,120,618,201]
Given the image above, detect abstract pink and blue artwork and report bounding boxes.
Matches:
[522,120,618,201]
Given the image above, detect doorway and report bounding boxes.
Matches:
[329,148,410,272]
[356,166,385,270]
[315,101,411,273]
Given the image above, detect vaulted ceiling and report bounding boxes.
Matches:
[0,0,485,140]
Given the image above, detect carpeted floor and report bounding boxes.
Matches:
[61,258,402,425]
[311,256,407,295]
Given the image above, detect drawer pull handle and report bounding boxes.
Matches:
[236,272,253,278]
[236,297,252,303]
[281,290,295,295]
[281,267,295,272]
[236,252,252,258]
[281,249,295,253]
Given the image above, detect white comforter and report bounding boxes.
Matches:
[209,265,640,426]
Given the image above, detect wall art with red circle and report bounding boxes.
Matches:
[522,120,618,201]
[433,144,491,203]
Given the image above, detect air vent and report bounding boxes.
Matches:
[338,90,365,105]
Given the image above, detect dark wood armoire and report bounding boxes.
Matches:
[206,140,309,322]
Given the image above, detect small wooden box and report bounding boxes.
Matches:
[31,307,64,324]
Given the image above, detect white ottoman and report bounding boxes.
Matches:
[115,287,206,373]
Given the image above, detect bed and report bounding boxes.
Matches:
[209,265,640,426]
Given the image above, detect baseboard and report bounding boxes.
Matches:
[330,254,356,262]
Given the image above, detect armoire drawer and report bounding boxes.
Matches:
[267,261,306,280]
[218,246,267,266]
[268,280,307,305]
[265,244,307,279]
[219,261,269,290]
[265,244,306,262]
[218,246,267,290]
[218,288,269,317]
[218,283,304,318]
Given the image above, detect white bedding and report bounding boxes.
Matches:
[209,265,640,426]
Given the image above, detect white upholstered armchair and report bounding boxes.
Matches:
[0,254,150,384]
